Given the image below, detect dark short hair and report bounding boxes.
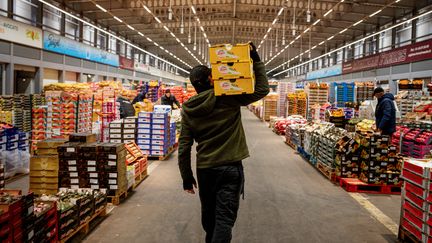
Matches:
[190,65,212,93]
[165,89,171,94]
[373,87,384,95]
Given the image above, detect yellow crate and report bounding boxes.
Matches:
[30,182,58,190]
[29,169,58,177]
[214,78,255,96]
[212,61,253,80]
[209,43,251,63]
[30,156,59,171]
[30,176,58,184]
[30,188,58,195]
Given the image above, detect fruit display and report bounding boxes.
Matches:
[356,81,375,103]
[355,119,375,132]
[325,108,346,128]
[263,94,278,121]
[306,83,329,119]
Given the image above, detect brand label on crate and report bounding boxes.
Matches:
[109,179,117,185]
[70,172,78,177]
[89,173,98,178]
[69,166,77,171]
[87,167,96,172]
[108,154,117,160]
[217,65,241,75]
[90,179,98,184]
[109,173,117,178]
[88,160,96,166]
[71,178,79,184]
[68,160,76,165]
[91,185,99,189]
[109,185,118,190]
[66,148,75,153]
[108,161,117,166]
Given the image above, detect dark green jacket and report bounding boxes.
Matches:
[178,62,269,184]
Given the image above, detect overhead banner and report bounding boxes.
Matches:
[134,62,150,73]
[119,56,134,70]
[0,15,42,48]
[343,39,432,74]
[43,31,119,67]
[306,64,342,80]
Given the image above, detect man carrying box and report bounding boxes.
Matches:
[178,43,269,243]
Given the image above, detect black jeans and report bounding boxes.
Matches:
[197,162,244,243]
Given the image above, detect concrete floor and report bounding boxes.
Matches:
[6,108,402,243]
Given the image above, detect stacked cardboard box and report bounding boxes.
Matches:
[359,134,402,185]
[335,135,361,178]
[210,44,255,96]
[32,106,47,151]
[0,161,4,189]
[263,95,278,121]
[399,159,432,242]
[169,122,177,147]
[356,82,374,103]
[97,143,127,195]
[0,190,34,242]
[277,82,294,117]
[45,91,63,139]
[108,118,137,144]
[30,139,66,195]
[33,200,58,242]
[137,112,171,156]
[77,94,93,133]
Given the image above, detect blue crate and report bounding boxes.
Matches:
[152,134,169,140]
[137,123,151,128]
[136,139,151,145]
[137,134,151,139]
[137,128,152,134]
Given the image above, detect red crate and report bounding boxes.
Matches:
[403,169,428,188]
[404,199,427,221]
[403,209,424,231]
[406,190,429,211]
[402,218,423,241]
[407,181,429,199]
[404,160,430,177]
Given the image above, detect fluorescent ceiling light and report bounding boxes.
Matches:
[313,19,321,25]
[191,6,197,14]
[339,28,347,34]
[278,8,284,16]
[290,40,295,45]
[127,25,134,30]
[369,9,382,17]
[164,26,169,31]
[272,19,278,25]
[200,26,205,32]
[303,27,310,33]
[318,41,325,45]
[155,17,162,24]
[295,35,301,40]
[95,4,107,13]
[324,9,333,17]
[143,5,151,13]
[311,45,317,49]
[138,32,144,37]
[203,33,207,38]
[113,16,123,23]
[353,20,363,26]
[170,32,175,37]
[146,37,152,42]
[38,0,192,71]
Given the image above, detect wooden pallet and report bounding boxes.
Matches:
[316,161,335,181]
[133,170,149,189]
[284,141,296,150]
[147,144,178,161]
[60,206,107,243]
[107,189,128,206]
[340,178,401,194]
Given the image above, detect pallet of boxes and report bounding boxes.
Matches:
[209,43,255,97]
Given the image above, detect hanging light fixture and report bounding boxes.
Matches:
[188,7,192,43]
[180,6,184,34]
[270,32,273,57]
[198,33,202,55]
[306,0,312,23]
[193,21,197,51]
[282,7,286,45]
[275,27,278,52]
[168,0,173,20]
[292,6,296,36]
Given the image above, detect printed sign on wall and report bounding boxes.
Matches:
[43,31,119,67]
[119,56,134,70]
[343,39,432,74]
[0,16,42,48]
[306,64,342,80]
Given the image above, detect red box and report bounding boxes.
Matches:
[403,209,424,231]
[406,190,428,210]
[402,218,423,241]
[406,181,428,199]
[404,160,430,177]
[404,199,427,221]
[403,169,428,188]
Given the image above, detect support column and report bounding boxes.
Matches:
[60,7,66,36]
[145,54,150,65]
[94,23,98,47]
[35,0,43,28]
[412,18,418,44]
[59,70,65,83]
[5,63,14,95]
[34,67,44,94]
[79,12,84,42]
[7,0,13,18]
[391,18,397,48]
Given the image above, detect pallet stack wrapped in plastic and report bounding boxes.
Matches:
[356,81,375,103]
[277,82,294,117]
[137,111,171,157]
[263,94,278,121]
[306,83,329,119]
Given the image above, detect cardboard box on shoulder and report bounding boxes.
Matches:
[209,43,251,63]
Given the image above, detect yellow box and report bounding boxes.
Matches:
[212,61,253,80]
[30,182,58,190]
[31,188,58,195]
[30,156,59,171]
[209,43,251,63]
[30,170,58,177]
[30,176,58,184]
[214,78,255,96]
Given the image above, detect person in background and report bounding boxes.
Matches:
[132,91,146,105]
[117,94,135,118]
[373,87,396,136]
[161,89,181,109]
[178,43,269,243]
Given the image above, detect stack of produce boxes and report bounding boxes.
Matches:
[101,89,119,142]
[33,200,58,242]
[169,122,177,147]
[137,111,171,156]
[31,106,47,151]
[109,118,137,144]
[317,126,345,169]
[263,94,278,121]
[356,82,374,103]
[359,134,402,185]
[399,159,432,242]
[30,139,66,195]
[97,143,127,195]
[77,94,93,133]
[0,161,4,189]
[306,83,329,119]
[0,190,35,243]
[277,82,294,117]
[58,142,81,189]
[45,91,63,139]
[209,44,254,96]
[61,93,78,138]
[13,94,32,132]
[2,127,30,179]
[335,135,361,179]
